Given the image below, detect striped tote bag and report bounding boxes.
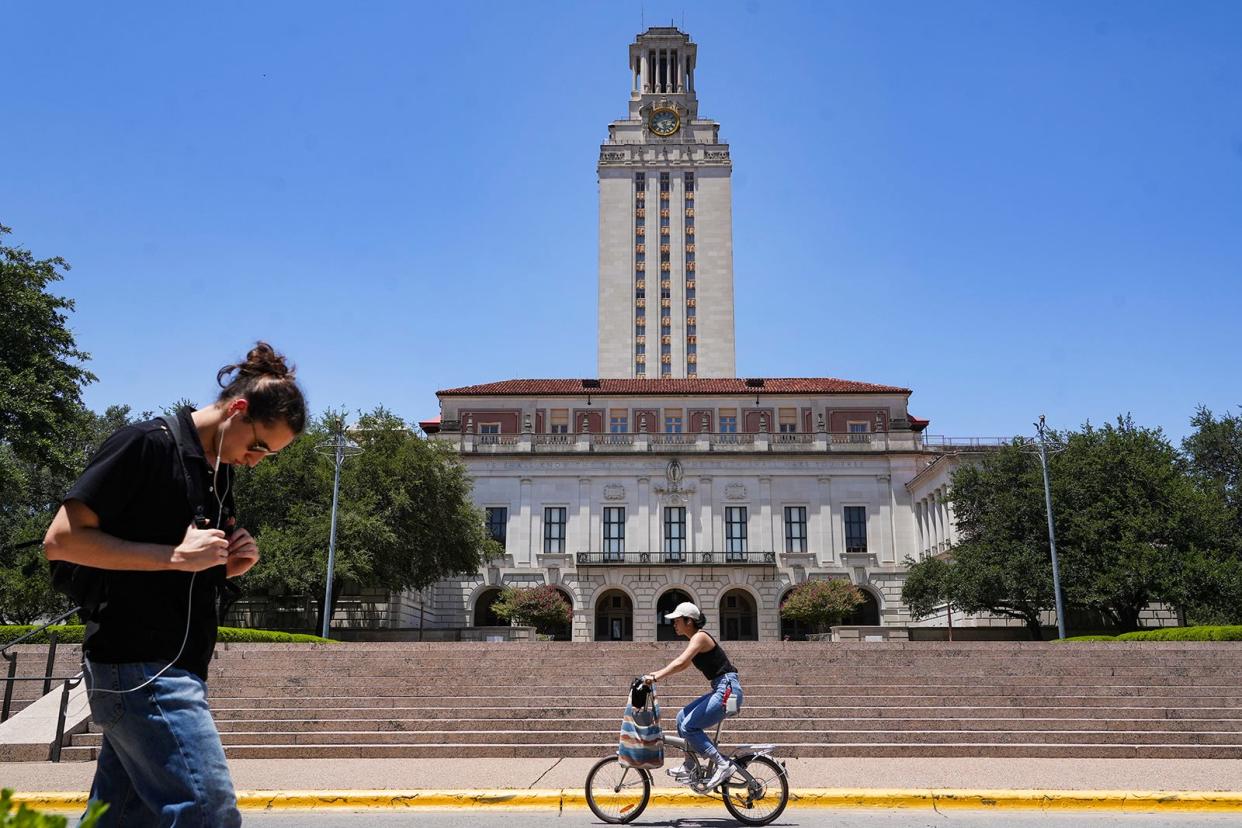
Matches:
[617,687,664,769]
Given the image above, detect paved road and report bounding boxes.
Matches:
[45,809,1242,827]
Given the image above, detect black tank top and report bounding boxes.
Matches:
[691,633,738,681]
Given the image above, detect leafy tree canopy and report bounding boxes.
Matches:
[233,408,502,631]
[0,225,96,474]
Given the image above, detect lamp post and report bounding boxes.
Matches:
[1033,415,1068,640]
[316,420,363,639]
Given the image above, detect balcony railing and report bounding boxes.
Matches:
[444,431,937,454]
[575,550,777,566]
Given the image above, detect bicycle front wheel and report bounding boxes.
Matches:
[585,756,651,824]
[721,754,789,826]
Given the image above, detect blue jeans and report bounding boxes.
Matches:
[82,661,240,828]
[676,672,742,762]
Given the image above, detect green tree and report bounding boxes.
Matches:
[900,554,953,621]
[778,579,865,634]
[234,408,501,632]
[1055,417,1231,632]
[490,585,572,635]
[938,441,1059,639]
[0,225,96,474]
[1183,406,1242,536]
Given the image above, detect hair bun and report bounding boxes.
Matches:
[244,341,292,379]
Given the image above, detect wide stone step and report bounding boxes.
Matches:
[70,726,1242,748]
[55,742,1242,761]
[205,666,1242,682]
[196,716,1242,734]
[205,704,1242,721]
[206,692,1242,709]
[204,681,1242,698]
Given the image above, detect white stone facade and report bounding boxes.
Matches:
[427,381,936,641]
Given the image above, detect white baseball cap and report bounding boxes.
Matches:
[664,602,702,621]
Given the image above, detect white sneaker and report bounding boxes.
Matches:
[666,760,694,780]
[702,759,736,790]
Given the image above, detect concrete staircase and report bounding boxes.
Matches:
[54,641,1242,760]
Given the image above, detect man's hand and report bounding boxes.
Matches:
[170,523,229,572]
[225,527,259,578]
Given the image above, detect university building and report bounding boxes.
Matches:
[415,28,964,642]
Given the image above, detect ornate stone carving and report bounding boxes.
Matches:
[725,483,747,501]
[603,484,626,501]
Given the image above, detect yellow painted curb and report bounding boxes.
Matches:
[11,787,1242,813]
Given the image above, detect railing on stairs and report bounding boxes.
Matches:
[0,604,84,762]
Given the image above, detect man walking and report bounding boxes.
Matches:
[43,342,307,827]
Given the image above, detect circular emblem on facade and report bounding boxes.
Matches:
[648,107,680,137]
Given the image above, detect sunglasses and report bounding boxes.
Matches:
[247,419,273,455]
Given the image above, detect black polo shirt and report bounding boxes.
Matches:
[64,408,234,681]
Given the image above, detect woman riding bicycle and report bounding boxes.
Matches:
[643,601,743,789]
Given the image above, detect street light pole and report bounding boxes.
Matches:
[1035,415,1068,640]
[316,420,362,640]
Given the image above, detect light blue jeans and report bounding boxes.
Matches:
[675,672,742,762]
[82,661,240,828]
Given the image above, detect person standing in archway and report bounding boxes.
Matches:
[642,601,743,789]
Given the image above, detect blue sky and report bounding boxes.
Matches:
[3,1,1239,442]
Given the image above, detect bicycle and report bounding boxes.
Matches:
[585,682,789,825]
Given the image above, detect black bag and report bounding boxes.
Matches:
[50,414,231,619]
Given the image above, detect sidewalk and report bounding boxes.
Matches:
[4,757,1242,810]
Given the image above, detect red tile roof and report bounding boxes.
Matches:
[437,377,912,396]
[908,414,931,432]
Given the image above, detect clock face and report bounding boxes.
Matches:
[649,108,680,137]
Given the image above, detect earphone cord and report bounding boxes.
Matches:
[87,430,228,696]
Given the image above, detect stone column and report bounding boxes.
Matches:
[518,478,533,565]
[638,477,651,555]
[577,478,592,555]
[699,477,714,553]
[817,477,833,565]
[759,477,774,559]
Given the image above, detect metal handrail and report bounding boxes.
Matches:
[1,606,80,723]
[0,607,80,656]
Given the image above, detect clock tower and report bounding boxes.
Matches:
[598,27,736,379]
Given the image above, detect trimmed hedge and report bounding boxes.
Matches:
[1059,625,1242,642]
[0,625,331,646]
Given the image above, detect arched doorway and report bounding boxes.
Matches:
[718,589,758,641]
[473,587,504,627]
[595,590,633,641]
[843,589,881,626]
[778,589,810,641]
[656,589,692,641]
[546,588,574,641]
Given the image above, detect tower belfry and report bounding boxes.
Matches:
[598,27,736,379]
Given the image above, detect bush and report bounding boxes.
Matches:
[1058,626,1242,642]
[1118,625,1242,641]
[0,626,331,646]
[779,579,865,634]
[489,585,572,634]
[1,788,107,827]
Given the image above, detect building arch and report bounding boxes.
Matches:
[472,586,505,627]
[546,587,574,641]
[594,588,634,641]
[843,585,882,626]
[718,587,759,641]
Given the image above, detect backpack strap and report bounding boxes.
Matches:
[159,413,209,528]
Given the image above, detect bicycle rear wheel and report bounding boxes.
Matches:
[585,756,651,824]
[721,754,789,826]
